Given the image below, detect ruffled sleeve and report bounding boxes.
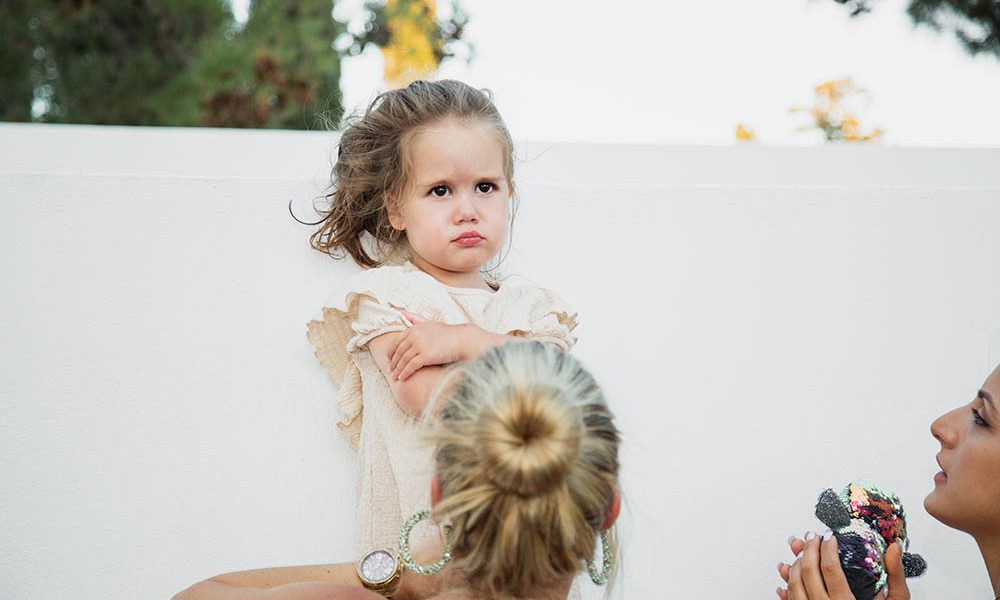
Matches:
[495,284,579,351]
[305,265,452,448]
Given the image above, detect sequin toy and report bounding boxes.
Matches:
[814,481,927,600]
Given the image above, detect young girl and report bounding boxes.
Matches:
[305,80,578,557]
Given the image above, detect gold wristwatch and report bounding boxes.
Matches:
[356,548,402,597]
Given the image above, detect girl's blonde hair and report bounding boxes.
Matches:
[309,79,515,268]
[429,341,620,598]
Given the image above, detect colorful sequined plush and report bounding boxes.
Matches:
[814,481,927,600]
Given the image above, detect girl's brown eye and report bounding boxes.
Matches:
[430,186,449,198]
[476,182,495,193]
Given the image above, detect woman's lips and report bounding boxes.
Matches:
[934,455,947,484]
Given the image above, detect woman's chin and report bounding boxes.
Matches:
[923,490,937,514]
[924,488,946,522]
[924,489,967,532]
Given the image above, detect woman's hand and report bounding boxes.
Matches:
[776,533,910,600]
[174,581,381,600]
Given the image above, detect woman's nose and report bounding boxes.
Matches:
[931,406,961,447]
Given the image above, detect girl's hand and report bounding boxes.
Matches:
[776,533,910,600]
[388,311,469,381]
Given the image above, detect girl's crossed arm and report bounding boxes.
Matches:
[368,311,518,417]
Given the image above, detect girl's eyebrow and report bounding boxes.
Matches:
[419,175,504,187]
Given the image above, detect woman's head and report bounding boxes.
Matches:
[428,341,621,597]
[924,363,1000,537]
[310,80,515,271]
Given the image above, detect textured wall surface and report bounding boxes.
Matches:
[2,124,999,599]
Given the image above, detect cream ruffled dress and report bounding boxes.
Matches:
[306,261,578,556]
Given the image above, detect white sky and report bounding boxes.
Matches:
[235,0,1000,146]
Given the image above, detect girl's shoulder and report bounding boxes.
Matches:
[490,275,579,350]
[495,274,573,311]
[340,261,454,313]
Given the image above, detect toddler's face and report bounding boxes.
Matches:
[390,117,510,285]
[924,363,1000,536]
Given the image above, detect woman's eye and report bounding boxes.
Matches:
[429,185,450,198]
[476,182,495,193]
[972,407,989,427]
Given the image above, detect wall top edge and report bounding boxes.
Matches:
[3,123,999,187]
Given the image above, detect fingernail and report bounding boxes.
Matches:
[787,535,796,545]
[776,587,783,598]
[822,529,833,541]
[804,531,816,541]
[777,562,783,572]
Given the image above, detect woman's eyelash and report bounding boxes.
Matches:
[972,407,989,427]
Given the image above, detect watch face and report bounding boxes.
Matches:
[360,549,397,584]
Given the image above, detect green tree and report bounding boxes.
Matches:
[194,0,346,128]
[0,2,36,122]
[0,0,346,128]
[2,0,233,125]
[829,0,1000,59]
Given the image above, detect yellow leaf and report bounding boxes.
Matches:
[735,123,757,142]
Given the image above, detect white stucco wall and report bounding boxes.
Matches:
[2,123,999,599]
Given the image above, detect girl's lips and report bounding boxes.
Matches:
[934,471,948,484]
[453,236,484,247]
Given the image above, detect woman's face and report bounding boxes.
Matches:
[924,364,1000,536]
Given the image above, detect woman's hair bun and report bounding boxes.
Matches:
[474,383,583,496]
[429,341,620,596]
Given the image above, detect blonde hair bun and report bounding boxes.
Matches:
[475,383,583,496]
[431,341,620,597]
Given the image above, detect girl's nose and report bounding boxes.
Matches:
[453,193,478,222]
